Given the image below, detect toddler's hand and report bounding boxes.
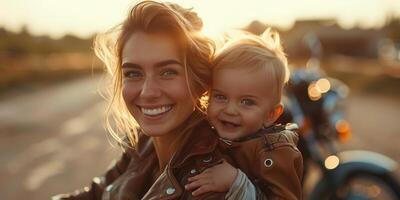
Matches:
[185,160,238,196]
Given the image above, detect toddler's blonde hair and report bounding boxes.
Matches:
[212,29,289,105]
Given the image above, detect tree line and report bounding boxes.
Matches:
[0,26,93,57]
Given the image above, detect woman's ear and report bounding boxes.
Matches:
[263,103,284,127]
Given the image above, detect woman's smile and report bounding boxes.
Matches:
[139,105,173,117]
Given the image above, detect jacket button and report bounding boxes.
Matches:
[106,184,113,192]
[190,169,197,174]
[202,156,213,163]
[264,158,273,167]
[93,177,102,184]
[166,187,176,195]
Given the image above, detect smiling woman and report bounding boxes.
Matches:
[51,1,247,199]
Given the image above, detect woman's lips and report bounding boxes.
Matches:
[139,105,173,116]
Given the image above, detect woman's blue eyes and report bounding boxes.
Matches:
[123,70,177,79]
[161,70,177,77]
[123,71,142,78]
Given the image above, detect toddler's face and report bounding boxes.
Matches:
[207,67,275,140]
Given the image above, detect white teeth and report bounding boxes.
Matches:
[141,106,172,116]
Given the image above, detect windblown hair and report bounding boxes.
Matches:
[212,29,289,105]
[94,1,215,146]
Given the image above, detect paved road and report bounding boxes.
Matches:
[0,75,399,200]
[344,93,400,165]
[0,76,120,200]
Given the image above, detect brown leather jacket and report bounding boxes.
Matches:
[53,121,302,200]
[219,124,303,200]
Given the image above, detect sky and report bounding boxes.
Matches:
[0,0,399,39]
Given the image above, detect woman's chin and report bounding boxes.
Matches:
[141,127,166,137]
[139,122,176,137]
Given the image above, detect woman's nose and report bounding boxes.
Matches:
[140,77,162,99]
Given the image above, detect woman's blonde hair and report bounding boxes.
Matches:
[212,29,289,105]
[94,1,215,147]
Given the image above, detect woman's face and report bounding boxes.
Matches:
[121,32,194,137]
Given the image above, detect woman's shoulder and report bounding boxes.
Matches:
[51,132,157,200]
[120,131,155,161]
[171,120,221,166]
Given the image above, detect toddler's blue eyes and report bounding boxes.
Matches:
[241,99,255,106]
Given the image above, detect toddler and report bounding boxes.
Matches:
[185,30,303,199]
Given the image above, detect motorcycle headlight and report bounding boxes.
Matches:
[316,78,331,93]
[324,155,340,170]
[308,78,331,101]
[308,82,322,101]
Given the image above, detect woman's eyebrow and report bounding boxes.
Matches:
[121,63,140,69]
[121,59,182,69]
[154,59,182,68]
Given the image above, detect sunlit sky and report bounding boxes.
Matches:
[1,0,399,39]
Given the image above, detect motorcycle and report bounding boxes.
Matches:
[277,60,400,199]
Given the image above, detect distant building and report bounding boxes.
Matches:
[281,19,385,59]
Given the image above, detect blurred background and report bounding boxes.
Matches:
[0,0,399,199]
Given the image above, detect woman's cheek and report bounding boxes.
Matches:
[122,83,139,108]
[168,78,191,98]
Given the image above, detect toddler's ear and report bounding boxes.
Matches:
[264,103,283,127]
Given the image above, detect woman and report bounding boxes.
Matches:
[53,1,302,199]
[53,1,230,199]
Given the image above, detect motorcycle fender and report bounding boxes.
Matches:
[309,150,398,199]
[333,150,398,181]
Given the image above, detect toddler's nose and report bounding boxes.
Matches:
[223,102,239,116]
